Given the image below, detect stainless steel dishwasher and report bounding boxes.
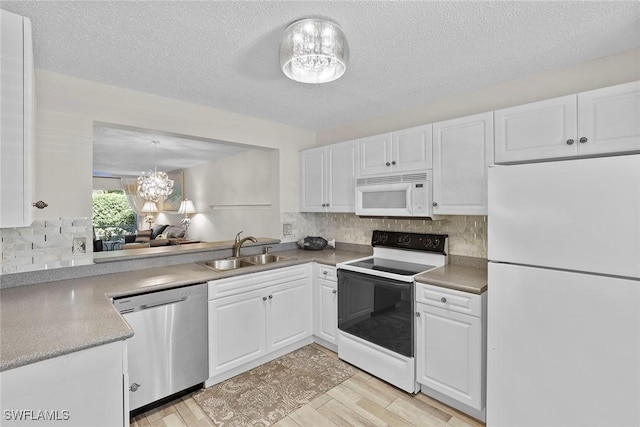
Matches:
[114,284,208,411]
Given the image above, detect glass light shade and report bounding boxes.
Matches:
[137,170,174,203]
[280,18,349,84]
[178,199,196,215]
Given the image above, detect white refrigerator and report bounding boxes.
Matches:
[487,154,640,427]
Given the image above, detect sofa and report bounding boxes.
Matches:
[120,224,196,249]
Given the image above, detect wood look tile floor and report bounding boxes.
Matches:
[130,345,485,427]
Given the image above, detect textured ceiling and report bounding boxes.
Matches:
[2,1,639,133]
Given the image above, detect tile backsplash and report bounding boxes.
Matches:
[0,218,93,274]
[281,212,487,259]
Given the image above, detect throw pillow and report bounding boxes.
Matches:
[158,230,169,239]
[135,229,152,243]
[151,224,170,240]
[165,225,185,239]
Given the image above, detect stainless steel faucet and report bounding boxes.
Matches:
[232,231,257,257]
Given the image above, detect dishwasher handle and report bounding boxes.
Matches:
[114,283,207,314]
[141,297,187,310]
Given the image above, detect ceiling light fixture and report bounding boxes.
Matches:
[137,140,174,203]
[280,18,349,84]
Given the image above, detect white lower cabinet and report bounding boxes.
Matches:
[0,341,128,427]
[313,264,338,349]
[415,283,487,421]
[207,264,312,382]
[209,288,268,375]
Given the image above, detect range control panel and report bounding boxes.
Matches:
[371,230,448,254]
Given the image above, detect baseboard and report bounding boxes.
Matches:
[312,336,338,353]
[204,336,313,387]
[420,384,486,422]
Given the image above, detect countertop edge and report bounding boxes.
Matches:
[1,330,134,372]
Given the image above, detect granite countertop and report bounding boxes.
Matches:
[415,263,488,294]
[1,247,483,372]
[0,247,369,372]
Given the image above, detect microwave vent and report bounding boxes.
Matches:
[357,173,428,186]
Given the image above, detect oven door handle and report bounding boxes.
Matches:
[337,269,412,290]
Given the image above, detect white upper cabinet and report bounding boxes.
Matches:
[577,81,640,155]
[300,147,326,211]
[358,124,432,177]
[358,133,393,176]
[300,140,357,212]
[494,81,640,163]
[432,112,494,215]
[1,10,34,228]
[494,95,577,163]
[327,141,357,212]
[392,124,434,173]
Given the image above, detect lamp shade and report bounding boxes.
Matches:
[178,199,196,215]
[142,201,158,214]
[280,18,349,84]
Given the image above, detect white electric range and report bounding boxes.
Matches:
[337,230,448,393]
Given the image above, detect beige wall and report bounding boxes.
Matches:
[317,48,640,144]
[33,70,316,221]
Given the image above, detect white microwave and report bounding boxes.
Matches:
[355,172,433,217]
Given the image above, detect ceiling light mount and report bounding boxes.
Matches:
[280,18,349,84]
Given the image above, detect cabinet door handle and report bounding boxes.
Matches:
[391,161,396,165]
[566,139,575,145]
[332,290,337,294]
[32,200,48,209]
[416,312,421,317]
[432,202,438,207]
[385,162,391,166]
[129,383,141,392]
[579,137,588,143]
[263,296,267,301]
[323,270,328,275]
[268,295,273,299]
[440,297,447,303]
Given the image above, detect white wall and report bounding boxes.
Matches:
[33,70,316,221]
[179,148,280,241]
[317,48,640,144]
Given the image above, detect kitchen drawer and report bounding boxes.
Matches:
[316,264,337,281]
[208,264,311,300]
[415,283,482,317]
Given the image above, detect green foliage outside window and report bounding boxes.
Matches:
[92,191,137,240]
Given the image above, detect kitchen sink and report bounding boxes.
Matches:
[201,253,291,272]
[245,254,289,265]
[204,258,255,271]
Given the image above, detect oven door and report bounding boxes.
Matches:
[337,269,414,357]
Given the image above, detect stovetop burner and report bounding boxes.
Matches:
[348,257,436,276]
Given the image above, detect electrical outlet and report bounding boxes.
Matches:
[73,237,87,254]
[283,223,293,236]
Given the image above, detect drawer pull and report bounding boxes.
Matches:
[332,290,337,294]
[441,297,447,303]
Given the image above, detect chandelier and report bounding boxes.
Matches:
[137,141,174,203]
[280,18,349,84]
